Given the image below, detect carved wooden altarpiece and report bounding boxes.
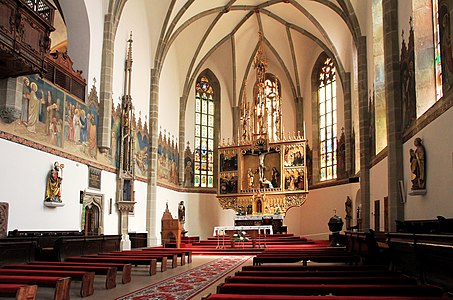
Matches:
[217,33,308,216]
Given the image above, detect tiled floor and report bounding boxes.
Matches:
[35,255,253,300]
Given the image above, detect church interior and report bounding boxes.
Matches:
[1,0,453,299]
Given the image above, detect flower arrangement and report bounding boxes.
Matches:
[233,231,249,242]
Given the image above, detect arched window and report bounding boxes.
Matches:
[433,0,443,100]
[318,57,337,181]
[194,76,215,188]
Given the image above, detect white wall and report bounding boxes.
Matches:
[0,137,127,234]
[369,157,388,230]
[285,183,360,240]
[156,187,235,243]
[114,0,152,116]
[403,106,453,219]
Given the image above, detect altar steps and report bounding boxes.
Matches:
[164,234,329,255]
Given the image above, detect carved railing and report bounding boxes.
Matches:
[44,50,86,100]
[21,0,55,23]
[0,0,55,78]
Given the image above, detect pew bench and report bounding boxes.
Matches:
[28,261,132,284]
[85,253,169,271]
[225,275,417,285]
[241,264,388,271]
[107,250,182,267]
[0,284,37,300]
[142,248,193,264]
[0,276,70,300]
[3,263,117,289]
[65,256,157,276]
[95,252,176,269]
[0,269,94,297]
[252,253,359,266]
[235,270,403,278]
[216,283,444,297]
[202,294,446,300]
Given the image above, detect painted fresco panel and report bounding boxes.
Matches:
[0,76,149,181]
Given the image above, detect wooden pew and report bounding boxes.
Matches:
[216,282,444,297]
[103,250,183,267]
[234,270,403,278]
[142,248,193,264]
[0,276,71,300]
[93,252,174,270]
[252,253,359,266]
[84,253,169,271]
[65,256,157,276]
[241,264,388,271]
[0,269,94,297]
[202,294,445,300]
[224,275,417,285]
[3,263,117,289]
[0,284,37,300]
[28,261,131,284]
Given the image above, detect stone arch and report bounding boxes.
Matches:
[82,192,104,235]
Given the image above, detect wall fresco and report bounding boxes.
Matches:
[157,128,179,187]
[0,76,150,181]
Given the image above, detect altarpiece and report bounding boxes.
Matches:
[217,33,308,216]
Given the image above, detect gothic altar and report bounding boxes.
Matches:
[217,33,308,216]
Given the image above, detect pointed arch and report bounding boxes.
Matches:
[192,69,221,188]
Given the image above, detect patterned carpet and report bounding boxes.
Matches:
[115,256,250,300]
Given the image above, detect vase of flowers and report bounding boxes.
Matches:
[233,231,249,248]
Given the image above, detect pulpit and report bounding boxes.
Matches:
[161,205,182,248]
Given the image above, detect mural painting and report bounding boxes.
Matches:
[157,128,179,187]
[0,75,150,181]
[135,116,149,177]
[10,75,65,147]
[64,94,98,159]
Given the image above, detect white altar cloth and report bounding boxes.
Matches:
[213,225,273,236]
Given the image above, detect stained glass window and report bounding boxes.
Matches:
[318,57,337,181]
[194,76,215,187]
[433,0,443,100]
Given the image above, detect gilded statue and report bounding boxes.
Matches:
[45,161,64,203]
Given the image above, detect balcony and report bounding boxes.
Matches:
[0,0,55,79]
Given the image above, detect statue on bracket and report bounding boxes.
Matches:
[44,161,65,206]
[410,137,426,193]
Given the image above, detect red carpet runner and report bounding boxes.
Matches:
[115,256,250,300]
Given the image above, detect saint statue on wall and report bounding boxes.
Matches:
[410,138,426,191]
[45,161,64,203]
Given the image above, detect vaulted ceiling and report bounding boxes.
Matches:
[146,0,364,107]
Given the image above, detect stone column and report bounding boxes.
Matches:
[232,106,240,143]
[342,73,353,176]
[357,35,371,231]
[295,96,304,135]
[97,13,115,152]
[117,202,134,250]
[179,96,186,185]
[311,90,320,184]
[0,77,23,123]
[147,68,159,246]
[383,0,404,231]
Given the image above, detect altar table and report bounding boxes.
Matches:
[213,225,273,248]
